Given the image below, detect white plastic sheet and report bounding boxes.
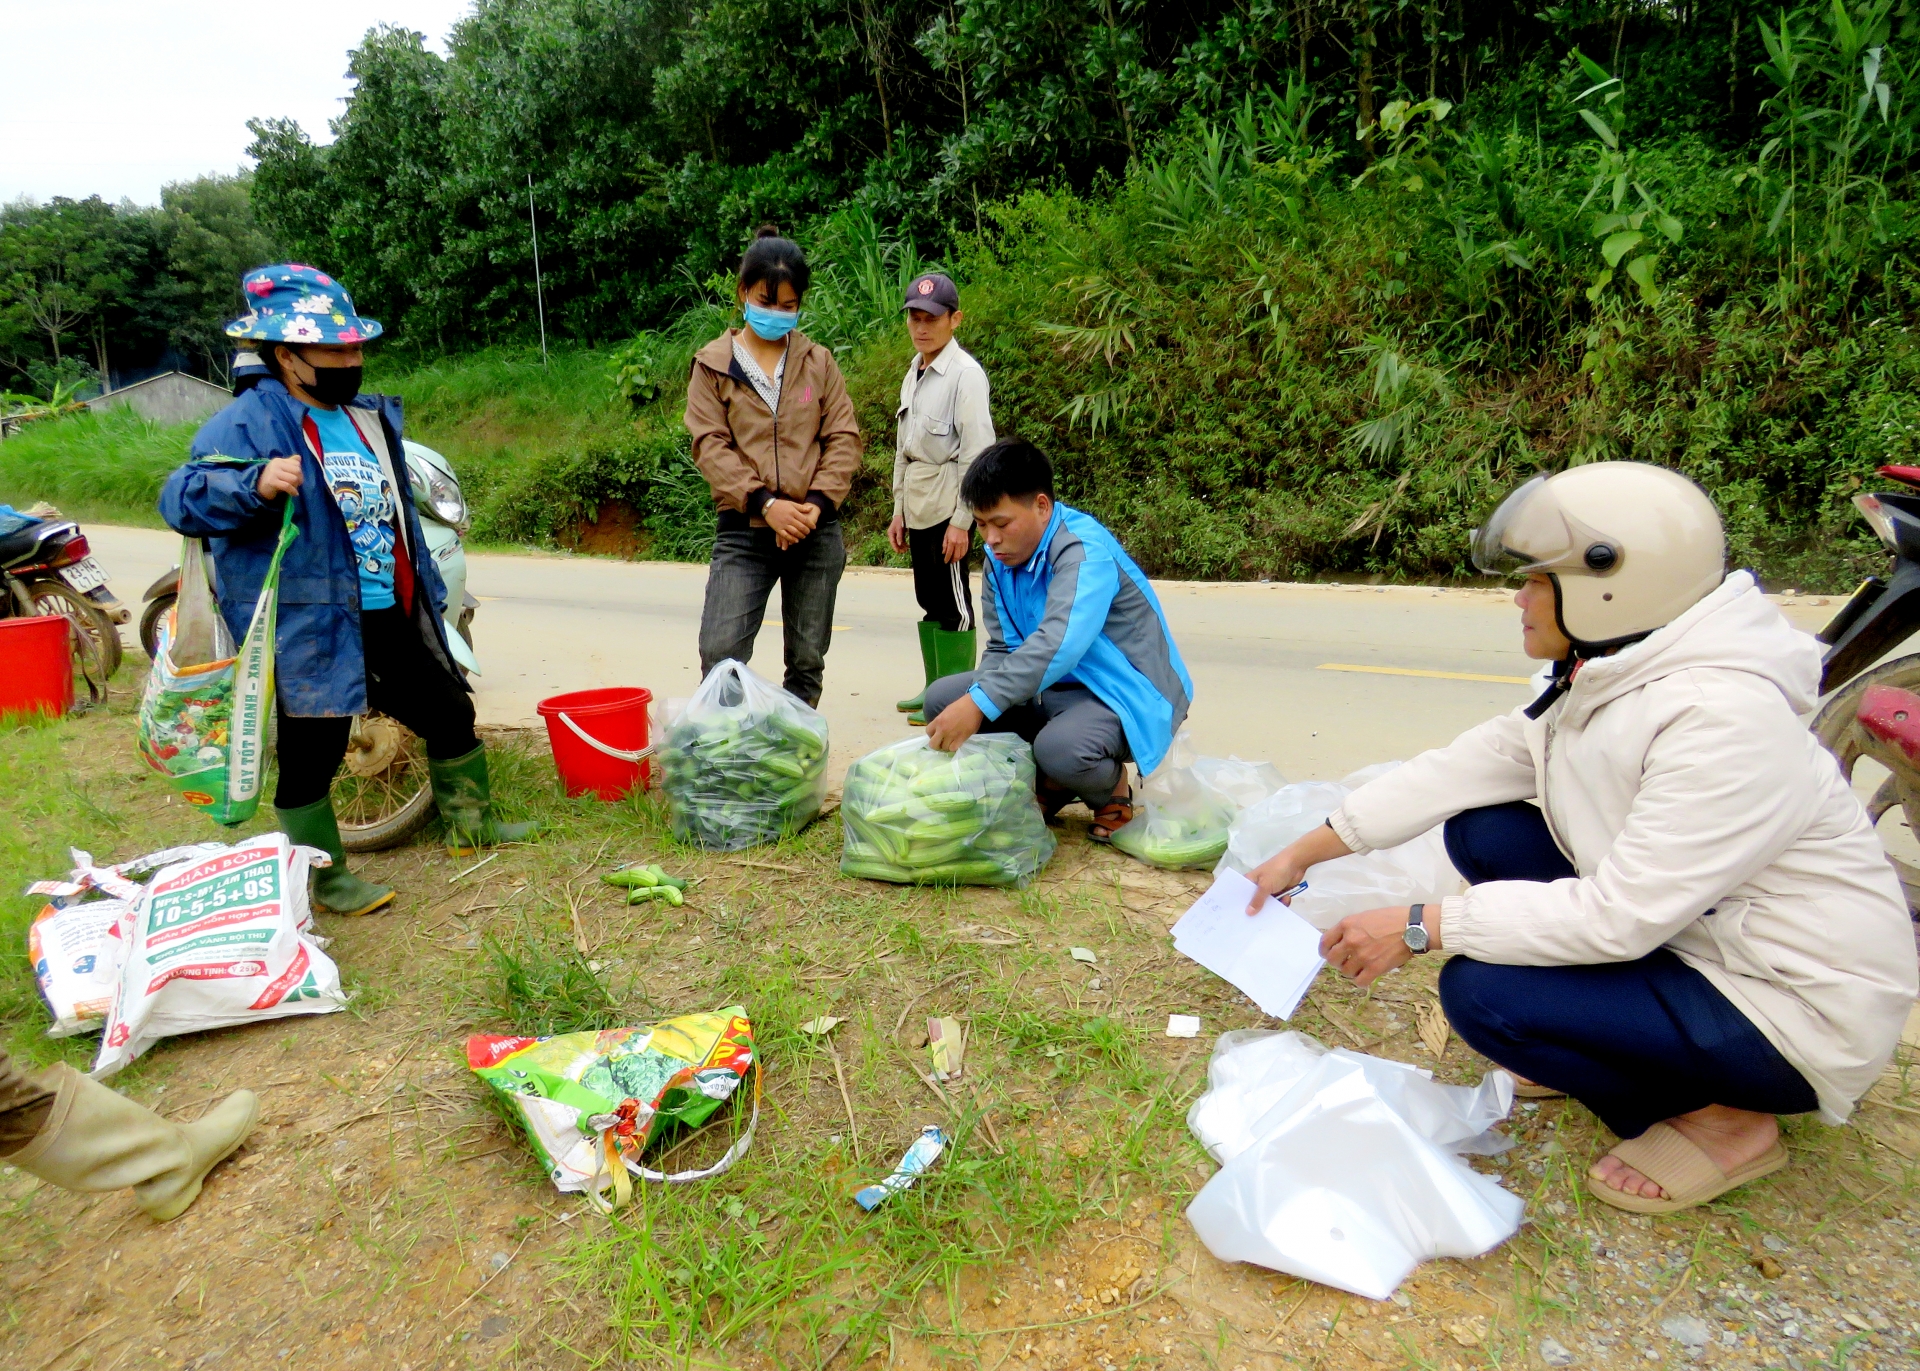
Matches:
[1185,1031,1522,1300]
[1213,763,1464,930]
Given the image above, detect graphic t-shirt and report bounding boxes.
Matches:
[308,406,398,610]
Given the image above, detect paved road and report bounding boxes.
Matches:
[86,525,1839,786]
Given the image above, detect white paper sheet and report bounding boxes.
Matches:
[1171,870,1324,1019]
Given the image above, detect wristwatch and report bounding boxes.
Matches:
[1403,904,1430,954]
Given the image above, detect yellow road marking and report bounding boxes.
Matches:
[1317,662,1533,685]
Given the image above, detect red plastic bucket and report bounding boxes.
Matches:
[537,687,654,800]
[0,616,74,721]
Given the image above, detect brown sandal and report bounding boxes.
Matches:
[1586,1121,1789,1214]
[1088,786,1134,844]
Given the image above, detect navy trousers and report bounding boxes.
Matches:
[1436,801,1818,1139]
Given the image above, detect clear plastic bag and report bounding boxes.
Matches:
[657,659,829,850]
[1184,1030,1522,1300]
[841,735,1055,885]
[1212,762,1461,929]
[1110,732,1286,870]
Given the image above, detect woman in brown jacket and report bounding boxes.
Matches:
[684,227,863,706]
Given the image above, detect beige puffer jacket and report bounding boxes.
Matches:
[1329,572,1917,1124]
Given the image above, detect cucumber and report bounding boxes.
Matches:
[911,860,1009,885]
[899,838,970,867]
[603,868,659,888]
[917,790,980,814]
[842,859,916,882]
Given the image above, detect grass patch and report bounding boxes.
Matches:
[0,409,189,528]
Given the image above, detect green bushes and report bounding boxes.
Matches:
[468,424,717,562]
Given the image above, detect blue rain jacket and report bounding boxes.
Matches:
[969,503,1194,775]
[157,378,455,717]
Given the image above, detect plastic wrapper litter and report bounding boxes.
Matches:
[658,660,828,850]
[468,1009,757,1206]
[840,735,1055,885]
[1110,733,1285,869]
[1184,1030,1522,1299]
[92,833,347,1077]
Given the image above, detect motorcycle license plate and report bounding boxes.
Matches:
[60,557,109,594]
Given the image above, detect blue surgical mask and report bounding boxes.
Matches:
[742,301,799,342]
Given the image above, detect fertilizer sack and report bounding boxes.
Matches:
[840,735,1056,886]
[93,833,346,1077]
[25,841,234,1038]
[658,660,828,849]
[1111,733,1286,870]
[468,1008,757,1202]
[137,506,296,826]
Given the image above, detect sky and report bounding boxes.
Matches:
[0,0,476,206]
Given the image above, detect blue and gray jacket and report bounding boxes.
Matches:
[969,503,1193,775]
[157,378,455,718]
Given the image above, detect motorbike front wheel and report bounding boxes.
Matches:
[1812,651,1920,913]
[334,712,437,852]
[139,591,175,662]
[30,578,122,681]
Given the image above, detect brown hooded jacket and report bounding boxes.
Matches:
[684,329,863,524]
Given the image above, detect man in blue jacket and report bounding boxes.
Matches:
[159,264,536,916]
[922,438,1193,840]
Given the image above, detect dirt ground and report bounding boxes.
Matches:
[2,706,1917,1371]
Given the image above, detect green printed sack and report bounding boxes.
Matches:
[658,659,828,849]
[840,735,1055,886]
[138,500,297,826]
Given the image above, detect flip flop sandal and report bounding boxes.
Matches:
[1088,789,1135,844]
[1586,1121,1789,1215]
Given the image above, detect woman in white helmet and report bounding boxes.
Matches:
[1249,462,1917,1214]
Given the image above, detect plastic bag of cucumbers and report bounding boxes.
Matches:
[658,659,829,850]
[841,735,1055,886]
[1110,733,1286,870]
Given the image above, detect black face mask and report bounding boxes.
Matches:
[291,354,363,406]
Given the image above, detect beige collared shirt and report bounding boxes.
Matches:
[892,337,994,531]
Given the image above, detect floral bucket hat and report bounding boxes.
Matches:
[224,263,383,345]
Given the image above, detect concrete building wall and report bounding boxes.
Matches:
[85,372,230,427]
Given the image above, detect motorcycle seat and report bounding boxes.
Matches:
[0,525,45,567]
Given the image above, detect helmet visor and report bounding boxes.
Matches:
[1469,474,1616,577]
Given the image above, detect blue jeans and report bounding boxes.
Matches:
[1436,802,1818,1139]
[698,523,845,707]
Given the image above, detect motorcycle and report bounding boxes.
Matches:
[138,440,479,852]
[1810,462,1920,910]
[0,503,128,688]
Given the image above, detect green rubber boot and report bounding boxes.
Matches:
[896,621,938,713]
[276,797,396,917]
[428,744,542,856]
[906,628,979,726]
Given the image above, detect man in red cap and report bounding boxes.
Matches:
[888,272,997,724]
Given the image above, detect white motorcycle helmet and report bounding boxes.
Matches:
[1470,462,1726,653]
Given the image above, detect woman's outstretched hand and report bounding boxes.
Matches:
[1245,820,1354,916]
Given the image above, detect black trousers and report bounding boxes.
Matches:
[698,523,846,707]
[273,606,479,810]
[1436,801,1819,1139]
[908,522,974,632]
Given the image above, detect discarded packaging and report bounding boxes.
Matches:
[658,660,828,849]
[798,1016,842,1035]
[26,842,231,1038]
[840,735,1055,885]
[93,833,348,1077]
[1069,946,1097,963]
[468,1008,757,1207]
[1111,734,1285,869]
[1166,1014,1201,1038]
[854,1125,946,1210]
[927,1017,963,1080]
[1184,1030,1521,1300]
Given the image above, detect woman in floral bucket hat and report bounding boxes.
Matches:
[158,265,537,917]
